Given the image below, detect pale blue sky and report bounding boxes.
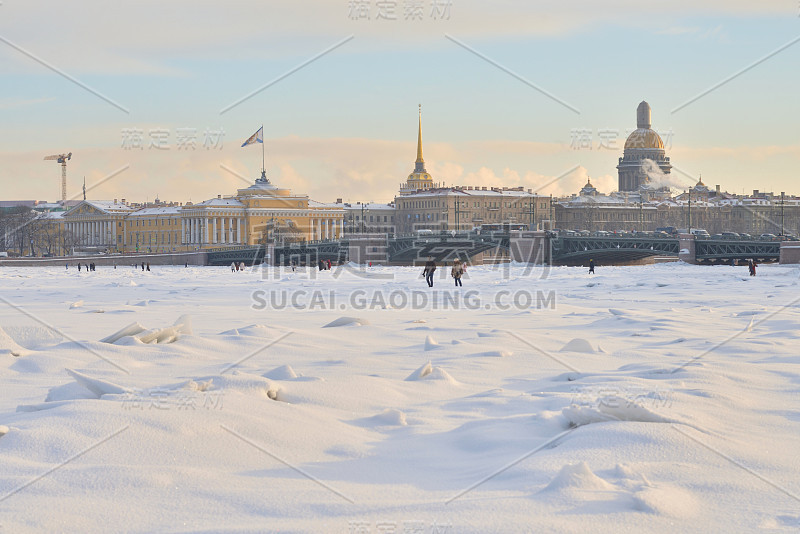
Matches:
[1,1,798,203]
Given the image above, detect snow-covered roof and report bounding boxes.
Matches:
[345,202,395,210]
[129,206,182,216]
[399,187,542,198]
[309,200,347,209]
[194,198,245,207]
[86,200,136,212]
[40,211,65,219]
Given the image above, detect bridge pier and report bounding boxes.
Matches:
[780,241,800,264]
[678,234,697,264]
[510,231,551,264]
[348,233,389,265]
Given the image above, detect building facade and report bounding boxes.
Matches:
[57,172,345,253]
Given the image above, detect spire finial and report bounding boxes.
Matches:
[416,104,424,166]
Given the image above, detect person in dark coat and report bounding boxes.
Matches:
[589,259,595,274]
[146,262,150,272]
[423,258,436,287]
[78,263,81,272]
[141,262,145,271]
[451,258,464,287]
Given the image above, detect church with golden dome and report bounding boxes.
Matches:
[617,101,672,191]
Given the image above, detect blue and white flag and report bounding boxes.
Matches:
[241,126,263,147]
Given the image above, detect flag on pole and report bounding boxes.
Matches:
[241,126,263,147]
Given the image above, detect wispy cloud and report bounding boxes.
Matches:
[0,97,55,110]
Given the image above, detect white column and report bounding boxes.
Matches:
[221,217,227,244]
[213,217,218,244]
[237,218,242,244]
[339,219,344,238]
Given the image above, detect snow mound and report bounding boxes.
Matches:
[200,373,285,402]
[632,485,699,517]
[424,335,440,351]
[562,399,674,427]
[406,361,433,381]
[560,338,596,353]
[323,316,369,328]
[367,409,408,426]
[69,300,84,309]
[263,365,298,380]
[221,324,272,337]
[45,381,100,402]
[0,328,28,357]
[0,425,7,436]
[101,316,192,345]
[405,361,458,384]
[2,326,63,349]
[542,462,615,492]
[65,368,131,397]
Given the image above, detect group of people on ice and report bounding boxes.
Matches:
[71,262,98,272]
[422,257,465,287]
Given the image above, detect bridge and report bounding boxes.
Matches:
[551,235,680,265]
[206,232,792,266]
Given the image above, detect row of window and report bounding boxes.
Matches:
[354,215,395,222]
[399,200,549,210]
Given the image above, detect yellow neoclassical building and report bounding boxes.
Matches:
[60,172,345,253]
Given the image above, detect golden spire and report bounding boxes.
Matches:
[416,104,424,164]
[412,104,427,174]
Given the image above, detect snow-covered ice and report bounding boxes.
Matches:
[1,262,799,532]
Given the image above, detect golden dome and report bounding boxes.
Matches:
[624,128,664,150]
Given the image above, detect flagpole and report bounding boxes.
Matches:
[261,124,265,174]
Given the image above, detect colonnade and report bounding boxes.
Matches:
[309,218,344,241]
[65,220,116,246]
[181,216,245,245]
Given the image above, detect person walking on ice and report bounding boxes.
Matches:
[423,257,436,288]
[451,258,464,287]
[589,259,595,274]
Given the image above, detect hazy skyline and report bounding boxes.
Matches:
[1,0,798,204]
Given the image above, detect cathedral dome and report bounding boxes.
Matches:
[624,128,664,150]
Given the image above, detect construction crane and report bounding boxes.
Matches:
[43,152,72,203]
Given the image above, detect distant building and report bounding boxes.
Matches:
[341,201,396,234]
[56,172,345,253]
[617,101,672,192]
[393,107,551,233]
